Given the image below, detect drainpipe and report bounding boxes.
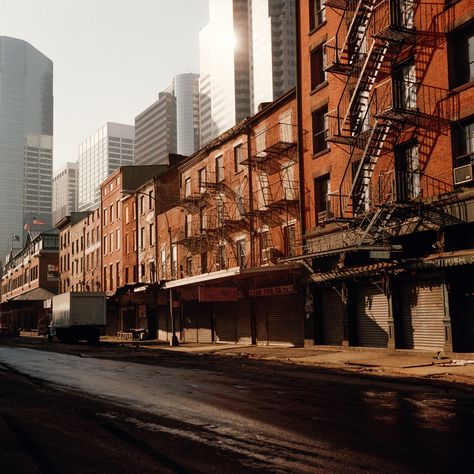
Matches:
[295,0,307,249]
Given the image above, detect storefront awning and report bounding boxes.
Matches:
[164,267,241,289]
[9,287,56,302]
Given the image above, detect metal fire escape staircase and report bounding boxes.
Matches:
[325,0,419,247]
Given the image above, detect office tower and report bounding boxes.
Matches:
[23,134,53,235]
[199,0,251,146]
[250,0,296,114]
[134,73,200,166]
[0,36,53,261]
[78,122,134,212]
[52,162,79,225]
[174,73,200,156]
[134,91,176,166]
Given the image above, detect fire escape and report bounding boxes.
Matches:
[242,123,305,262]
[323,0,450,248]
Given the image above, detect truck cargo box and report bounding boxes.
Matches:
[52,292,106,328]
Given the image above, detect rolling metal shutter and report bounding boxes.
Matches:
[267,295,304,347]
[183,302,198,342]
[256,298,268,345]
[197,303,213,343]
[356,284,389,348]
[215,302,237,343]
[236,300,252,344]
[401,279,445,351]
[321,289,344,345]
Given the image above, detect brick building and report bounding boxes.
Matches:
[157,90,307,346]
[1,231,59,334]
[293,0,474,351]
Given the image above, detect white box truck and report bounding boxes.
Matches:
[49,292,106,344]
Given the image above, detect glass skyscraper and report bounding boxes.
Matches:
[0,37,53,263]
[78,122,135,212]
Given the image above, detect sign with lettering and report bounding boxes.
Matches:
[249,284,297,297]
[198,286,238,302]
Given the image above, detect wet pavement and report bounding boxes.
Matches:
[0,343,473,473]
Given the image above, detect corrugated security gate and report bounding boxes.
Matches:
[215,302,237,343]
[400,279,445,351]
[256,295,304,346]
[183,302,198,342]
[236,300,252,344]
[356,284,389,348]
[321,288,344,345]
[197,303,213,343]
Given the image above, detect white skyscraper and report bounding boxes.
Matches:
[199,0,296,145]
[199,0,251,146]
[52,162,78,225]
[78,122,134,211]
[250,0,296,114]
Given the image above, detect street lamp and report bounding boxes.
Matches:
[122,187,179,346]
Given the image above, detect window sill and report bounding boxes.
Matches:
[310,81,329,96]
[309,20,327,36]
[312,148,331,160]
[448,80,474,96]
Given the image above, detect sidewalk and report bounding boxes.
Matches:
[103,337,474,386]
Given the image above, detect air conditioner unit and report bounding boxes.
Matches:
[454,164,473,185]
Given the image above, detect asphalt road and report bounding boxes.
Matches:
[0,342,472,473]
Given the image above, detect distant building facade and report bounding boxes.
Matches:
[0,37,53,261]
[134,73,200,166]
[52,162,78,225]
[78,122,135,212]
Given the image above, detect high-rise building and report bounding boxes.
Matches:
[199,0,296,145]
[134,73,200,166]
[23,134,53,236]
[0,37,53,261]
[134,91,176,166]
[78,123,135,212]
[199,0,251,145]
[174,73,200,156]
[52,162,78,225]
[250,0,296,114]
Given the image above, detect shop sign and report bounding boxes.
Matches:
[47,264,59,281]
[424,254,474,268]
[249,284,296,297]
[198,286,238,302]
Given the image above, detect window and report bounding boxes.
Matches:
[161,249,166,278]
[309,0,325,31]
[132,202,136,220]
[310,45,325,90]
[217,244,226,269]
[448,22,474,89]
[184,177,191,197]
[125,267,129,284]
[186,257,193,276]
[140,195,145,214]
[452,118,474,166]
[234,144,244,173]
[133,230,137,251]
[312,105,328,155]
[110,205,113,223]
[283,225,296,257]
[103,208,108,226]
[103,236,107,254]
[149,224,154,246]
[393,59,417,110]
[124,233,129,254]
[116,262,120,288]
[215,155,224,182]
[109,264,113,290]
[236,239,246,268]
[260,231,270,264]
[185,212,192,237]
[109,232,114,252]
[201,252,208,273]
[140,263,145,279]
[116,200,120,219]
[198,167,207,193]
[395,141,420,201]
[171,244,177,278]
[116,229,120,251]
[140,227,145,249]
[149,191,154,210]
[314,174,330,225]
[125,206,129,224]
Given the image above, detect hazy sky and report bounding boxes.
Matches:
[0,0,209,170]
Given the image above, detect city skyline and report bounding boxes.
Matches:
[0,0,208,171]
